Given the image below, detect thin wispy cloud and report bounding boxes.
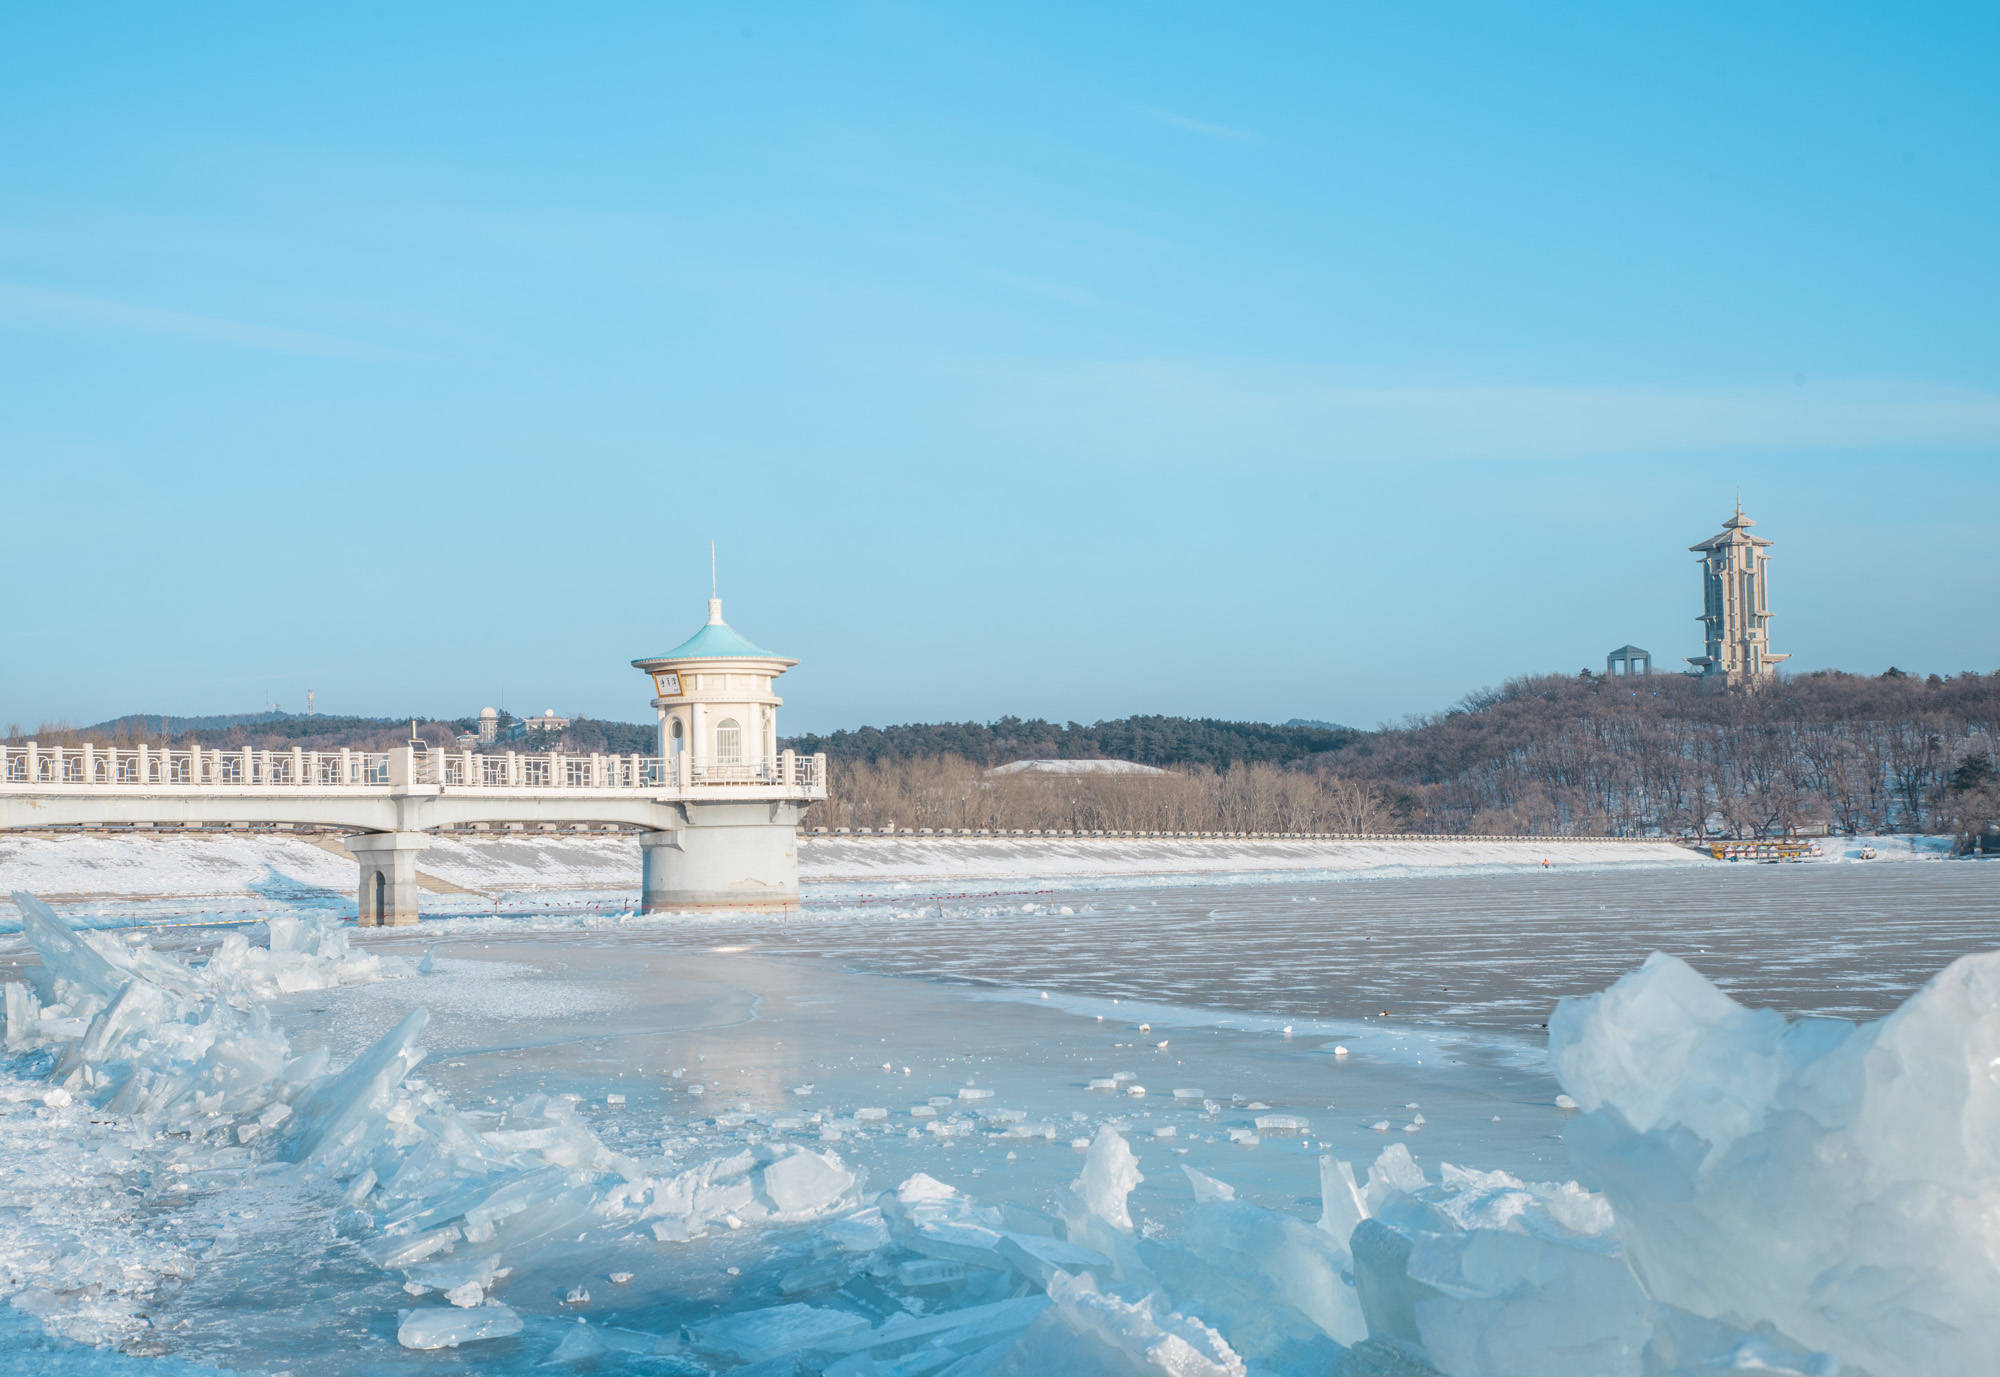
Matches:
[0,282,384,359]
[983,270,1105,309]
[974,363,2000,466]
[1134,105,1256,143]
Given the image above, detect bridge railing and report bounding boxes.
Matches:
[1,743,394,788]
[430,749,826,792]
[2,742,828,796]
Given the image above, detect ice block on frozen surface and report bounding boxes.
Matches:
[760,1146,859,1216]
[1550,949,2000,1377]
[396,1301,524,1349]
[281,1006,428,1171]
[990,1271,1245,1377]
[1071,1125,1143,1230]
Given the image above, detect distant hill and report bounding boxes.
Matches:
[783,714,1357,769]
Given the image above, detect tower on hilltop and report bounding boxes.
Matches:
[1687,499,1788,685]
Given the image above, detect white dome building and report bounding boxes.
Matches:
[631,596,798,785]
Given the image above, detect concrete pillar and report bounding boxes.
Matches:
[345,831,430,927]
[639,800,806,912]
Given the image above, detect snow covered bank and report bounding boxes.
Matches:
[799,834,1705,884]
[1,831,1964,915]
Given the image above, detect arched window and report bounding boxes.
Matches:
[669,718,684,756]
[714,718,742,765]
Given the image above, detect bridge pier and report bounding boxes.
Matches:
[640,801,807,912]
[345,831,429,927]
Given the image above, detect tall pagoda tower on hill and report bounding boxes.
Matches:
[1687,500,1788,684]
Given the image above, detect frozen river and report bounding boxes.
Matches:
[0,853,1994,1375]
[677,855,2000,1032]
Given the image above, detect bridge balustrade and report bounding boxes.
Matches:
[0,742,826,796]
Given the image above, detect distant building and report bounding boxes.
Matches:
[476,707,500,743]
[1606,645,1652,678]
[1687,501,1788,684]
[520,709,570,736]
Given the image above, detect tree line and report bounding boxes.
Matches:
[797,671,2000,844]
[19,668,2000,843]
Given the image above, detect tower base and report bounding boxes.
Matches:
[639,801,805,912]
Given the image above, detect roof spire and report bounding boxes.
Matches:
[707,540,724,624]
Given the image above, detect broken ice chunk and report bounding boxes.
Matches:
[1172,1088,1206,1101]
[1183,1166,1237,1203]
[1071,1126,1142,1230]
[1318,1157,1367,1245]
[544,1322,607,1366]
[758,1148,857,1217]
[992,1271,1244,1377]
[958,1087,995,1101]
[1253,1114,1308,1135]
[897,1258,969,1287]
[397,1302,524,1349]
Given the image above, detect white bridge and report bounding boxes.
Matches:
[0,741,828,924]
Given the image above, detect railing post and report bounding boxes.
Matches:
[136,743,149,783]
[507,751,520,787]
[81,742,95,784]
[240,746,253,785]
[291,746,303,784]
[24,741,37,784]
[339,747,353,785]
[780,748,797,787]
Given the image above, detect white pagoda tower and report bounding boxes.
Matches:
[628,591,822,911]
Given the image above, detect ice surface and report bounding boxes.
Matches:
[689,1301,872,1362]
[7,872,2000,1377]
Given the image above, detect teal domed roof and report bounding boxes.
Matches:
[632,599,793,665]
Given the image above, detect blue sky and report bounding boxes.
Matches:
[4,4,1997,735]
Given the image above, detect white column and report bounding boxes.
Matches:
[291,746,304,784]
[691,703,707,779]
[81,743,95,784]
